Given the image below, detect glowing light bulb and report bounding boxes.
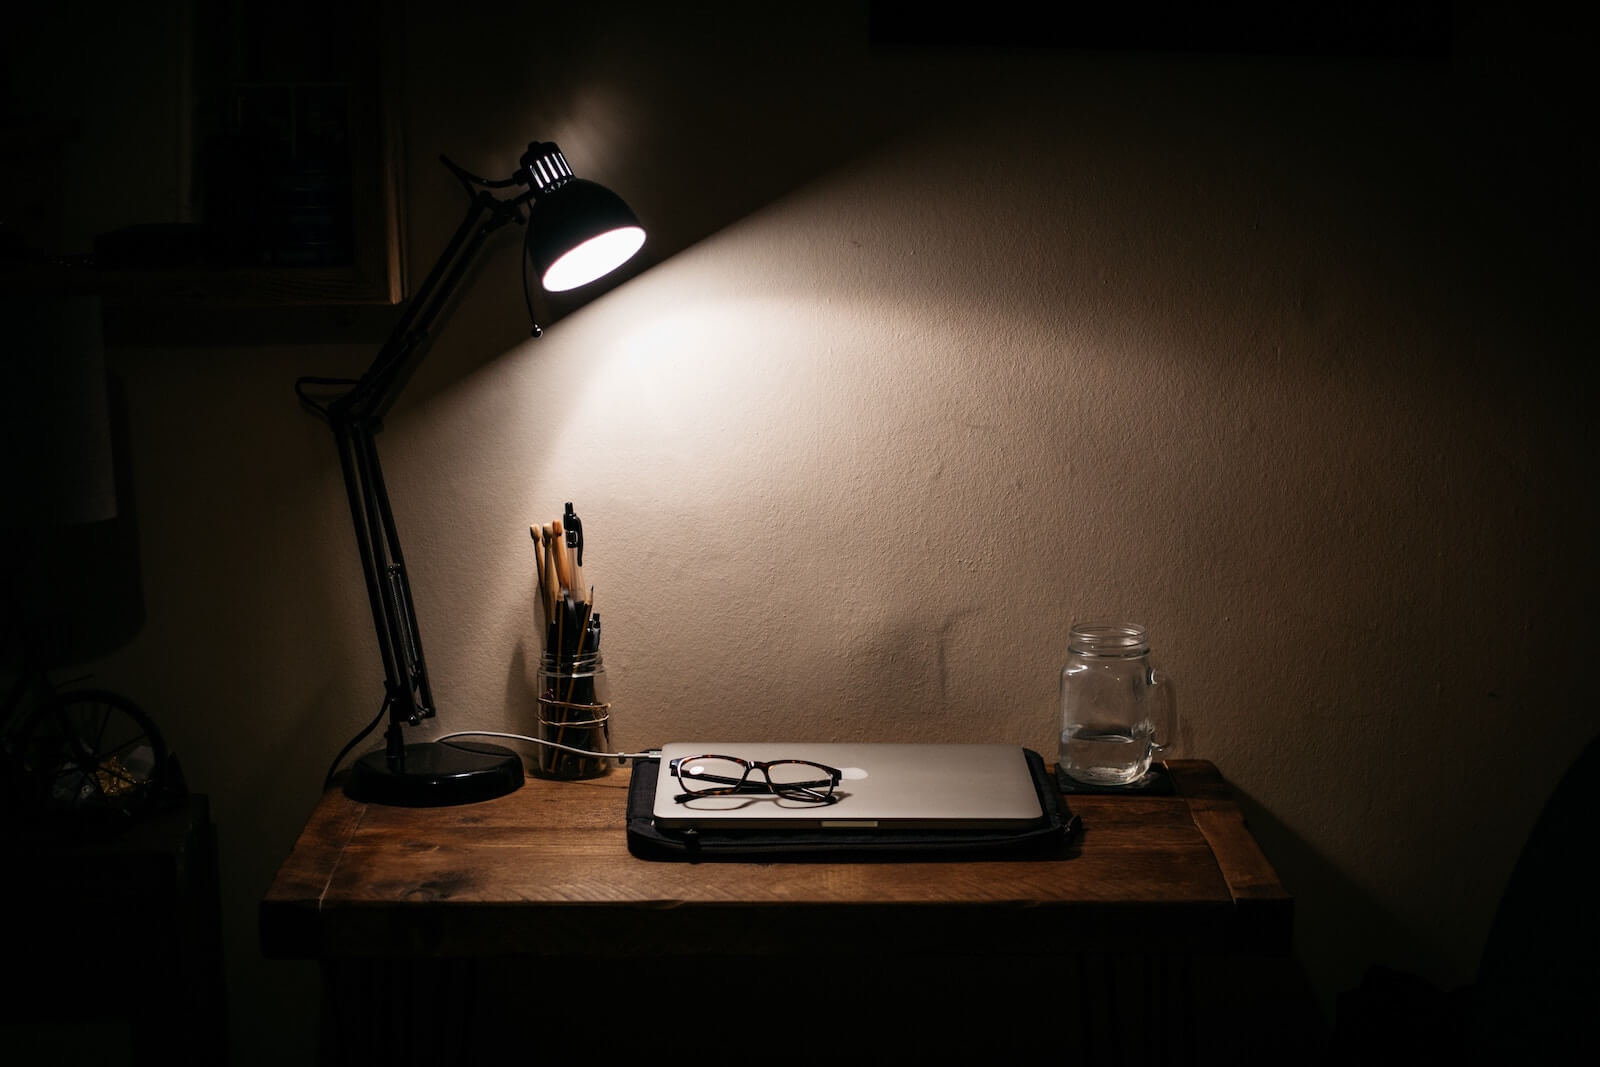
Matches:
[542,226,646,292]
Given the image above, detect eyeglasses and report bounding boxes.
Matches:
[669,754,842,804]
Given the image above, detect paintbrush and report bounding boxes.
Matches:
[541,523,560,622]
[550,518,573,598]
[529,525,546,616]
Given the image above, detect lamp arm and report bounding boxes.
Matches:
[320,178,535,774]
[330,418,423,734]
[336,183,533,424]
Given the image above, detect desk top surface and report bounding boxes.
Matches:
[261,759,1289,959]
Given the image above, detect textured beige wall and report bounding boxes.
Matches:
[79,3,1591,1062]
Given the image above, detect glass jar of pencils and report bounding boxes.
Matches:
[536,651,612,779]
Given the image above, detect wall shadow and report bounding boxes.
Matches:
[1230,784,1460,1020]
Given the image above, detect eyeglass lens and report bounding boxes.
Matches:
[676,756,836,801]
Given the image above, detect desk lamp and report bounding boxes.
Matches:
[298,141,645,806]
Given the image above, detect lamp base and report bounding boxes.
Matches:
[345,741,524,806]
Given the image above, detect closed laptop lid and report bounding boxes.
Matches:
[651,742,1044,830]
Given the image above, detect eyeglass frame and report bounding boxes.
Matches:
[668,754,842,804]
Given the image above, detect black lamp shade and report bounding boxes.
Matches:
[527,178,646,292]
[3,295,116,527]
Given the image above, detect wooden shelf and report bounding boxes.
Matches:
[2,0,404,331]
[2,796,226,1064]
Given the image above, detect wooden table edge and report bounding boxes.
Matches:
[1166,759,1293,953]
[259,791,366,959]
[261,759,1295,959]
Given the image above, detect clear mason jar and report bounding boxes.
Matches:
[1058,621,1176,786]
[535,651,611,779]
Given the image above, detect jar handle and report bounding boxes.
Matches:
[1148,666,1177,756]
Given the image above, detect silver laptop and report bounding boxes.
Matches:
[651,742,1044,830]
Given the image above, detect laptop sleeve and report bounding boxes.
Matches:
[625,747,1080,861]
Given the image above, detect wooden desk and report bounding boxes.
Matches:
[262,760,1318,1065]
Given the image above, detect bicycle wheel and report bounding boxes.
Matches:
[16,688,181,819]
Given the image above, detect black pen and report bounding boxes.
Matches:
[563,502,585,602]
